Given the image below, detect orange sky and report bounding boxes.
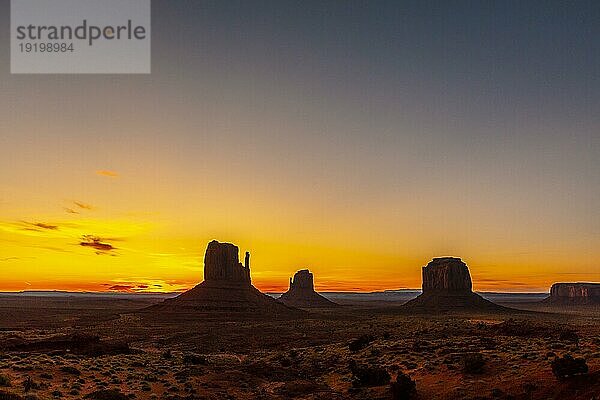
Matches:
[0,166,597,293]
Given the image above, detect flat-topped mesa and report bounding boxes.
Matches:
[422,257,472,293]
[402,257,505,313]
[203,240,251,284]
[279,269,339,308]
[547,283,600,305]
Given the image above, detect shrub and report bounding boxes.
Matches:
[84,390,129,400]
[462,353,486,374]
[349,334,375,352]
[390,371,417,400]
[349,360,390,387]
[59,366,81,376]
[182,353,207,365]
[0,389,24,400]
[551,354,588,379]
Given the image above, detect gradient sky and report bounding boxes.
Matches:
[0,1,598,293]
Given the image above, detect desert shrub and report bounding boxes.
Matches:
[390,371,417,400]
[0,375,10,387]
[22,377,39,392]
[551,354,588,379]
[182,353,207,365]
[59,366,81,376]
[349,360,390,387]
[494,319,544,337]
[349,334,374,352]
[276,380,324,397]
[461,353,486,374]
[84,389,129,400]
[0,390,24,400]
[559,330,579,344]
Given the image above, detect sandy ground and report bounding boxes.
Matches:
[0,295,598,399]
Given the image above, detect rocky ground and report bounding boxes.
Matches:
[0,297,598,399]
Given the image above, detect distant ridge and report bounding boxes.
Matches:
[544,283,600,305]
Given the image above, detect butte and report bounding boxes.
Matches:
[402,257,506,312]
[278,269,339,308]
[150,240,301,317]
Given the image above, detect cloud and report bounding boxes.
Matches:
[79,235,116,254]
[64,208,79,214]
[104,282,158,293]
[74,201,94,210]
[101,279,190,293]
[96,170,119,178]
[108,285,134,291]
[17,222,59,231]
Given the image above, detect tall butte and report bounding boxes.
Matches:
[402,257,505,312]
[154,240,300,316]
[279,269,339,308]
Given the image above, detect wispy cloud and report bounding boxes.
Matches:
[101,279,189,293]
[96,170,119,178]
[0,257,21,262]
[23,222,59,231]
[74,201,94,210]
[64,201,95,214]
[79,235,117,255]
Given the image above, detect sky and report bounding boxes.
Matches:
[0,0,598,293]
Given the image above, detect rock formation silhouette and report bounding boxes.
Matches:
[202,240,251,283]
[279,269,338,308]
[153,240,301,316]
[402,257,504,312]
[545,283,600,305]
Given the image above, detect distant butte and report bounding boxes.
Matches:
[545,283,600,305]
[151,240,302,316]
[278,269,339,308]
[402,257,505,312]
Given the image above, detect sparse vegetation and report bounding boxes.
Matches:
[349,334,375,352]
[551,354,588,379]
[390,371,417,400]
[0,375,10,387]
[462,353,486,374]
[349,360,390,387]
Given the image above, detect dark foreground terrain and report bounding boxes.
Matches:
[0,294,598,400]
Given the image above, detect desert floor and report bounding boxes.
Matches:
[0,295,598,399]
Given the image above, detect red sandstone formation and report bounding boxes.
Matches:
[279,269,338,308]
[422,258,472,293]
[545,283,600,305]
[403,257,504,312]
[154,240,300,315]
